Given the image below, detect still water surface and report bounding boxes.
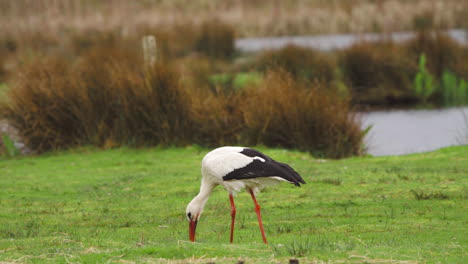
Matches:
[236,29,467,52]
[359,107,468,156]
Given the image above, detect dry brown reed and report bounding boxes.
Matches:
[195,20,235,59]
[0,58,6,82]
[1,57,82,151]
[137,22,200,60]
[243,70,363,158]
[405,31,468,79]
[0,50,364,158]
[1,0,466,38]
[1,46,192,152]
[341,41,418,106]
[255,45,337,84]
[189,87,245,147]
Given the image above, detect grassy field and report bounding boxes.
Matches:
[0,146,467,263]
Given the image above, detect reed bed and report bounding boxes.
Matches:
[0,47,193,152]
[242,70,363,158]
[1,0,468,156]
[1,0,466,39]
[0,46,363,157]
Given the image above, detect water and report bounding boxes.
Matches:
[359,107,468,156]
[236,29,467,52]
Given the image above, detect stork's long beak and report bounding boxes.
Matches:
[189,219,197,242]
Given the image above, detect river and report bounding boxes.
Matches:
[236,29,467,52]
[359,107,468,156]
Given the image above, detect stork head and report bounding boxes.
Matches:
[186,199,203,242]
[186,177,215,242]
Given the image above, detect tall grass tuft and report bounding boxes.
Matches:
[189,87,245,147]
[243,69,363,158]
[413,54,435,103]
[341,42,417,106]
[0,57,6,82]
[1,47,192,152]
[1,57,80,151]
[0,134,19,157]
[195,19,235,60]
[441,71,468,107]
[406,31,467,79]
[255,45,336,84]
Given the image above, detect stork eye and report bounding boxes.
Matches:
[187,212,192,219]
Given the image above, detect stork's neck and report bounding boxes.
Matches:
[189,178,216,216]
[198,177,216,200]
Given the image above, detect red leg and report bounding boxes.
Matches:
[249,190,268,244]
[229,193,236,243]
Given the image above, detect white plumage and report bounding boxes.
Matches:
[186,146,305,244]
[201,146,280,194]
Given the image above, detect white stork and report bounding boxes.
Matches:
[186,146,305,244]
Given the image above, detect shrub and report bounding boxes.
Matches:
[189,87,245,147]
[68,30,123,56]
[405,31,466,78]
[1,57,80,151]
[242,69,364,158]
[0,55,6,82]
[138,22,200,60]
[341,42,418,106]
[0,42,9,81]
[440,70,468,106]
[255,45,336,84]
[1,47,366,158]
[137,20,235,60]
[413,54,435,103]
[1,46,192,152]
[0,35,18,82]
[195,19,235,59]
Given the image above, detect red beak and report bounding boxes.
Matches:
[189,219,197,242]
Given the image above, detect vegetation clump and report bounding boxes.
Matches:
[1,47,192,152]
[0,51,364,158]
[413,53,435,103]
[406,31,467,80]
[255,45,336,84]
[195,19,236,59]
[440,70,468,106]
[243,70,363,158]
[341,42,417,106]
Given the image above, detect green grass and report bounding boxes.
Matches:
[0,83,8,99]
[210,72,263,90]
[0,146,467,263]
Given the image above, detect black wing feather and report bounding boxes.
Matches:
[222,148,306,187]
[239,148,272,162]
